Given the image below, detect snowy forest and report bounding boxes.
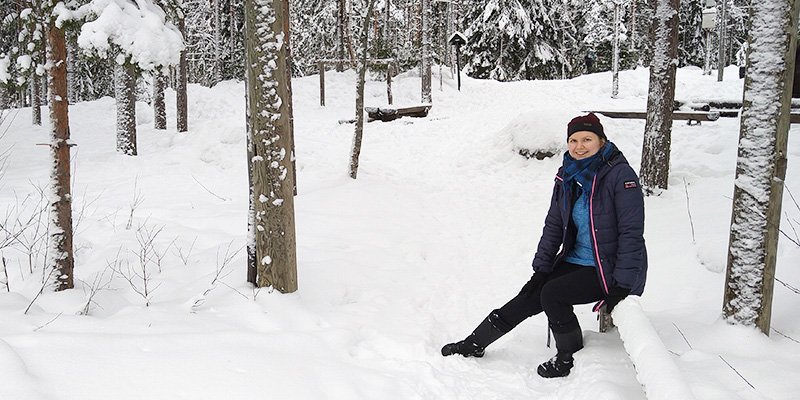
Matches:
[1,0,754,103]
[2,0,800,399]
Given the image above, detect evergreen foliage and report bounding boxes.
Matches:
[0,0,758,99]
[678,0,704,67]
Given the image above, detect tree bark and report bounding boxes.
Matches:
[153,71,166,130]
[716,0,727,81]
[349,0,377,179]
[282,0,297,196]
[115,62,137,156]
[47,22,74,291]
[212,0,222,85]
[723,0,800,335]
[31,71,41,125]
[421,0,432,104]
[244,0,297,292]
[177,14,189,133]
[640,0,680,194]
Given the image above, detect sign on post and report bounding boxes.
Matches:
[448,32,467,91]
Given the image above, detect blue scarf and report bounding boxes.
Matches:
[561,141,618,195]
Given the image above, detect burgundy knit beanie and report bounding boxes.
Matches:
[567,112,606,141]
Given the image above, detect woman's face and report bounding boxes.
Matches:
[568,131,605,160]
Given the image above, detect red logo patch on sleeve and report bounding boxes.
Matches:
[624,181,638,189]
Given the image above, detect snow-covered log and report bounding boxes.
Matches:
[613,298,696,400]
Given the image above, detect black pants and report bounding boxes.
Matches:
[494,262,604,334]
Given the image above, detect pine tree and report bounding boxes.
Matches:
[723,0,798,335]
[244,0,297,292]
[640,0,680,194]
[46,5,75,291]
[79,0,184,153]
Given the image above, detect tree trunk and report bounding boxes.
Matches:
[244,0,297,293]
[349,0,377,180]
[115,62,137,156]
[47,22,74,291]
[283,0,297,196]
[421,0,432,104]
[31,71,41,125]
[716,0,726,81]
[153,71,166,130]
[177,14,189,133]
[723,0,800,335]
[640,0,680,194]
[611,2,620,98]
[212,0,222,85]
[67,36,78,103]
[337,0,346,71]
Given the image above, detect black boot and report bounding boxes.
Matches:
[441,311,509,357]
[537,327,583,378]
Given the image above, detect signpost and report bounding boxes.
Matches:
[448,31,467,91]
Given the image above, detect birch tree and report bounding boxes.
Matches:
[348,0,377,179]
[723,0,799,335]
[244,0,297,292]
[639,0,680,194]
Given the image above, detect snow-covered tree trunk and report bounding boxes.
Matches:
[337,0,346,71]
[115,61,137,156]
[153,71,166,130]
[212,0,222,85]
[46,21,74,291]
[244,0,297,292]
[67,37,78,103]
[421,0,432,104]
[716,0,726,81]
[31,71,41,125]
[349,0,377,180]
[639,0,680,194]
[611,1,621,98]
[177,14,189,132]
[723,0,799,335]
[282,0,297,195]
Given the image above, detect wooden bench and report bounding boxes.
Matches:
[592,110,720,125]
[365,105,432,122]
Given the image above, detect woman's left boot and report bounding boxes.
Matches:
[537,327,583,378]
[441,310,509,357]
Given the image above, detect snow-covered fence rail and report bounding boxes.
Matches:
[318,58,395,106]
[613,298,697,400]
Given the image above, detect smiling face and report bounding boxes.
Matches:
[567,131,605,160]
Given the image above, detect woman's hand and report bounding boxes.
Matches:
[605,286,630,312]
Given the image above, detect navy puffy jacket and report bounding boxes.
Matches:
[532,149,647,296]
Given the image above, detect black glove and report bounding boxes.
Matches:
[605,286,630,312]
[521,272,550,293]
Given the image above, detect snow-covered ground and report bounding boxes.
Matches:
[1,65,798,399]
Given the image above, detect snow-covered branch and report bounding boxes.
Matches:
[77,0,184,70]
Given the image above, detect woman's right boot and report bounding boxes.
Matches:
[441,310,509,357]
[536,327,584,378]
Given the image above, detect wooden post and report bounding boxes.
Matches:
[319,61,325,106]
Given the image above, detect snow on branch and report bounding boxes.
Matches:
[0,55,9,84]
[76,0,184,70]
[613,298,696,400]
